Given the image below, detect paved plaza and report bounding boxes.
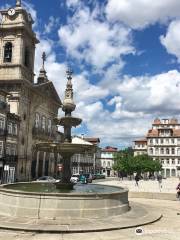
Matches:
[97,177,180,193]
[0,178,179,240]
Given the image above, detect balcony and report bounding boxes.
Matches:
[0,155,18,163]
[0,128,6,136]
[32,126,55,141]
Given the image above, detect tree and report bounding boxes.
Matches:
[113,151,162,177]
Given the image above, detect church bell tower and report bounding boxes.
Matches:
[0,0,39,83]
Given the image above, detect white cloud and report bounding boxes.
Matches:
[160,20,180,62]
[44,16,60,34]
[58,4,134,69]
[106,0,180,29]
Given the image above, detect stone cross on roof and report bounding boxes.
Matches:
[16,0,21,7]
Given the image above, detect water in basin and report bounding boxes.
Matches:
[3,182,123,193]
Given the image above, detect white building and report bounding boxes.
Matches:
[71,137,101,174]
[134,118,180,178]
[100,146,118,177]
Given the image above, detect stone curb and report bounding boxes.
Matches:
[0,202,162,233]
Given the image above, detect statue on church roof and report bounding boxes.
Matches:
[16,0,21,7]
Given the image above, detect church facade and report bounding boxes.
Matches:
[0,1,62,181]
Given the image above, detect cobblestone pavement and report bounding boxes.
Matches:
[0,179,179,240]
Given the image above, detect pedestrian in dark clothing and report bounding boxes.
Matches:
[176,182,180,200]
[135,174,140,187]
[157,174,163,191]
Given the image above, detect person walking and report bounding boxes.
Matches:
[157,174,163,191]
[176,182,180,200]
[135,174,140,187]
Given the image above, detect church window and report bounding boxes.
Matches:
[24,47,30,67]
[42,116,46,131]
[0,142,3,157]
[35,113,40,128]
[4,42,12,63]
[48,119,52,133]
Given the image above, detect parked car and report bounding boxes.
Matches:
[94,173,106,179]
[36,176,60,183]
[70,174,80,183]
[83,173,93,183]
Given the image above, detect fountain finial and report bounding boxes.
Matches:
[63,68,76,115]
[16,0,21,7]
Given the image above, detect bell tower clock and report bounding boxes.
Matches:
[0,0,39,83]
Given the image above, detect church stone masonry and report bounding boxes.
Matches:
[0,1,62,181]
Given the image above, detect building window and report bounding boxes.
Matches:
[7,122,12,134]
[107,161,110,167]
[172,160,175,164]
[155,139,158,144]
[12,124,17,135]
[171,139,175,144]
[149,148,153,155]
[0,117,5,129]
[161,159,164,164]
[4,42,12,62]
[103,161,106,168]
[42,116,46,130]
[160,148,164,154]
[35,113,40,128]
[0,142,3,157]
[48,119,52,133]
[166,148,169,155]
[149,139,153,144]
[6,145,11,155]
[178,148,180,156]
[178,159,180,164]
[155,148,158,155]
[167,160,169,164]
[11,145,16,156]
[172,148,175,155]
[165,138,169,144]
[161,139,164,144]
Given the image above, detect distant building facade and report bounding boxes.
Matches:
[133,118,180,178]
[71,137,101,174]
[100,146,118,177]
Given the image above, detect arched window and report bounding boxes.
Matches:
[4,42,12,62]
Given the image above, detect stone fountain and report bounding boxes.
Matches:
[37,69,94,189]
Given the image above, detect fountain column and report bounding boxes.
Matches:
[56,69,82,187]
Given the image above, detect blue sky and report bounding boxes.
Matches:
[2,0,180,148]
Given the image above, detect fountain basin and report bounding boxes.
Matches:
[0,183,129,219]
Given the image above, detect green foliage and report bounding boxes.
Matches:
[113,150,162,176]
